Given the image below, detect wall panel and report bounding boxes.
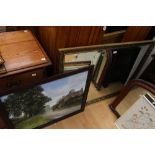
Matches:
[38,26,104,73]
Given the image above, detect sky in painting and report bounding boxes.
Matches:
[41,71,88,107]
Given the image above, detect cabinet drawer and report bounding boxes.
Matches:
[0,68,46,94]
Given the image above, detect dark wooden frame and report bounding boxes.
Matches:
[63,61,91,73]
[109,79,155,118]
[59,40,155,89]
[0,66,93,129]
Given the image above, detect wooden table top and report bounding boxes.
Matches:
[0,30,52,78]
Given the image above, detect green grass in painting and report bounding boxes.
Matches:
[15,115,51,129]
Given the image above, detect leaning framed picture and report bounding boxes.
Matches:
[0,66,93,129]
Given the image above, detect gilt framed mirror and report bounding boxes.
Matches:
[59,40,155,104]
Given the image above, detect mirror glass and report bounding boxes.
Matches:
[63,49,123,102]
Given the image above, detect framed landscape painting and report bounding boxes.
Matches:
[0,66,93,129]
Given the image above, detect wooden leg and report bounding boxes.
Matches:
[109,104,120,118]
[109,79,155,118]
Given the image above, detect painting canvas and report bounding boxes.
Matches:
[0,68,91,129]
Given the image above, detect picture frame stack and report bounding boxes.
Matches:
[59,40,155,90]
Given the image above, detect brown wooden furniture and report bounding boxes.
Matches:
[0,30,52,94]
[122,26,152,42]
[109,79,155,118]
[102,26,153,44]
[37,26,104,73]
[3,26,38,36]
[102,30,126,43]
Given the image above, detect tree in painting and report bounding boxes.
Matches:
[3,86,51,119]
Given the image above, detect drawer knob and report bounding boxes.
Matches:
[32,73,37,77]
[41,58,46,61]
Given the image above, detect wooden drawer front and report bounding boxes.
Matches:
[0,117,6,128]
[0,68,46,94]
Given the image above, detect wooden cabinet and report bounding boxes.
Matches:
[38,26,104,73]
[0,30,52,94]
[0,68,46,93]
[122,26,152,42]
[102,26,153,44]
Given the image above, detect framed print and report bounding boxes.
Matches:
[115,93,155,129]
[0,66,93,129]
